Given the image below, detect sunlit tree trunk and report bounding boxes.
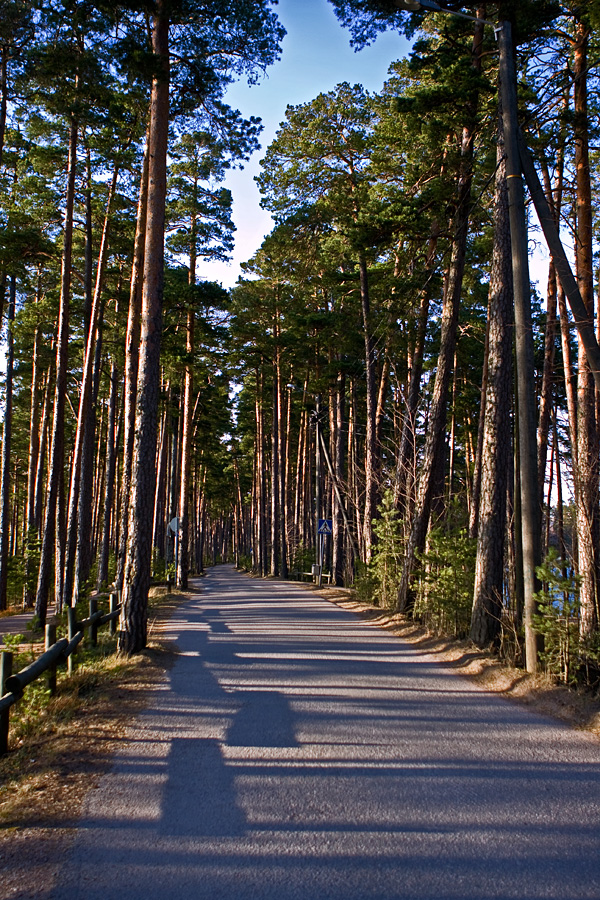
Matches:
[116,139,149,594]
[573,21,599,636]
[119,8,169,653]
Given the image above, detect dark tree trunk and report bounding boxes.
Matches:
[0,277,15,610]
[97,358,120,589]
[270,362,280,576]
[333,372,346,586]
[573,21,599,635]
[119,9,169,654]
[24,322,40,608]
[35,115,78,628]
[63,167,117,607]
[470,125,513,646]
[359,253,377,563]
[116,139,149,594]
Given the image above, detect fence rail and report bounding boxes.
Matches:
[0,592,121,755]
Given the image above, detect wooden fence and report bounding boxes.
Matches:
[0,593,121,755]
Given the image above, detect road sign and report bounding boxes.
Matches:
[168,517,180,533]
[317,519,333,535]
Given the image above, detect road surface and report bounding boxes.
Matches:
[54,565,600,900]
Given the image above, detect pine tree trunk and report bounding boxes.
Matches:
[394,232,438,513]
[119,9,169,654]
[470,127,513,646]
[24,322,40,608]
[359,253,376,563]
[0,277,15,610]
[537,261,557,502]
[34,368,52,537]
[152,400,168,561]
[177,228,196,590]
[573,22,599,636]
[270,363,280,576]
[63,163,117,606]
[333,371,346,586]
[35,114,78,628]
[469,316,490,537]
[116,139,149,594]
[278,349,288,579]
[76,301,104,596]
[97,358,120,589]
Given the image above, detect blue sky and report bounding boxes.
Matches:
[199,0,411,288]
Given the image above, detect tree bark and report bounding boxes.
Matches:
[573,21,599,635]
[177,222,196,590]
[23,321,40,608]
[97,357,120,589]
[0,277,15,610]
[119,9,169,653]
[359,253,376,563]
[35,114,78,628]
[116,137,149,594]
[63,166,117,607]
[470,126,513,646]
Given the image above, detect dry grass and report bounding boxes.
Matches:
[0,586,187,900]
[306,582,600,739]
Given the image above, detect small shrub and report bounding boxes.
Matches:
[236,553,253,572]
[2,633,25,651]
[414,526,476,637]
[354,560,379,605]
[351,492,404,607]
[290,546,315,579]
[366,490,404,608]
[533,550,581,685]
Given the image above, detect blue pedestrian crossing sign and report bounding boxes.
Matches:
[318,519,333,535]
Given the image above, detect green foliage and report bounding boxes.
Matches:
[6,555,25,609]
[236,553,253,572]
[533,550,583,686]
[352,492,404,607]
[289,546,316,579]
[369,490,404,607]
[2,632,25,651]
[352,560,378,604]
[414,527,476,637]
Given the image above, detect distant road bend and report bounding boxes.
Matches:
[55,565,600,900]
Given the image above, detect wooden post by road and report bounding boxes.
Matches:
[45,623,57,694]
[89,597,98,646]
[0,650,13,753]
[67,606,77,674]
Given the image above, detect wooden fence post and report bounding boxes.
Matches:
[109,592,118,636]
[0,651,13,754]
[67,607,77,675]
[89,597,98,646]
[45,624,57,695]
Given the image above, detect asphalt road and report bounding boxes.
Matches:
[54,565,600,900]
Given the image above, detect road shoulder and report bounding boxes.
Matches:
[0,587,191,900]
